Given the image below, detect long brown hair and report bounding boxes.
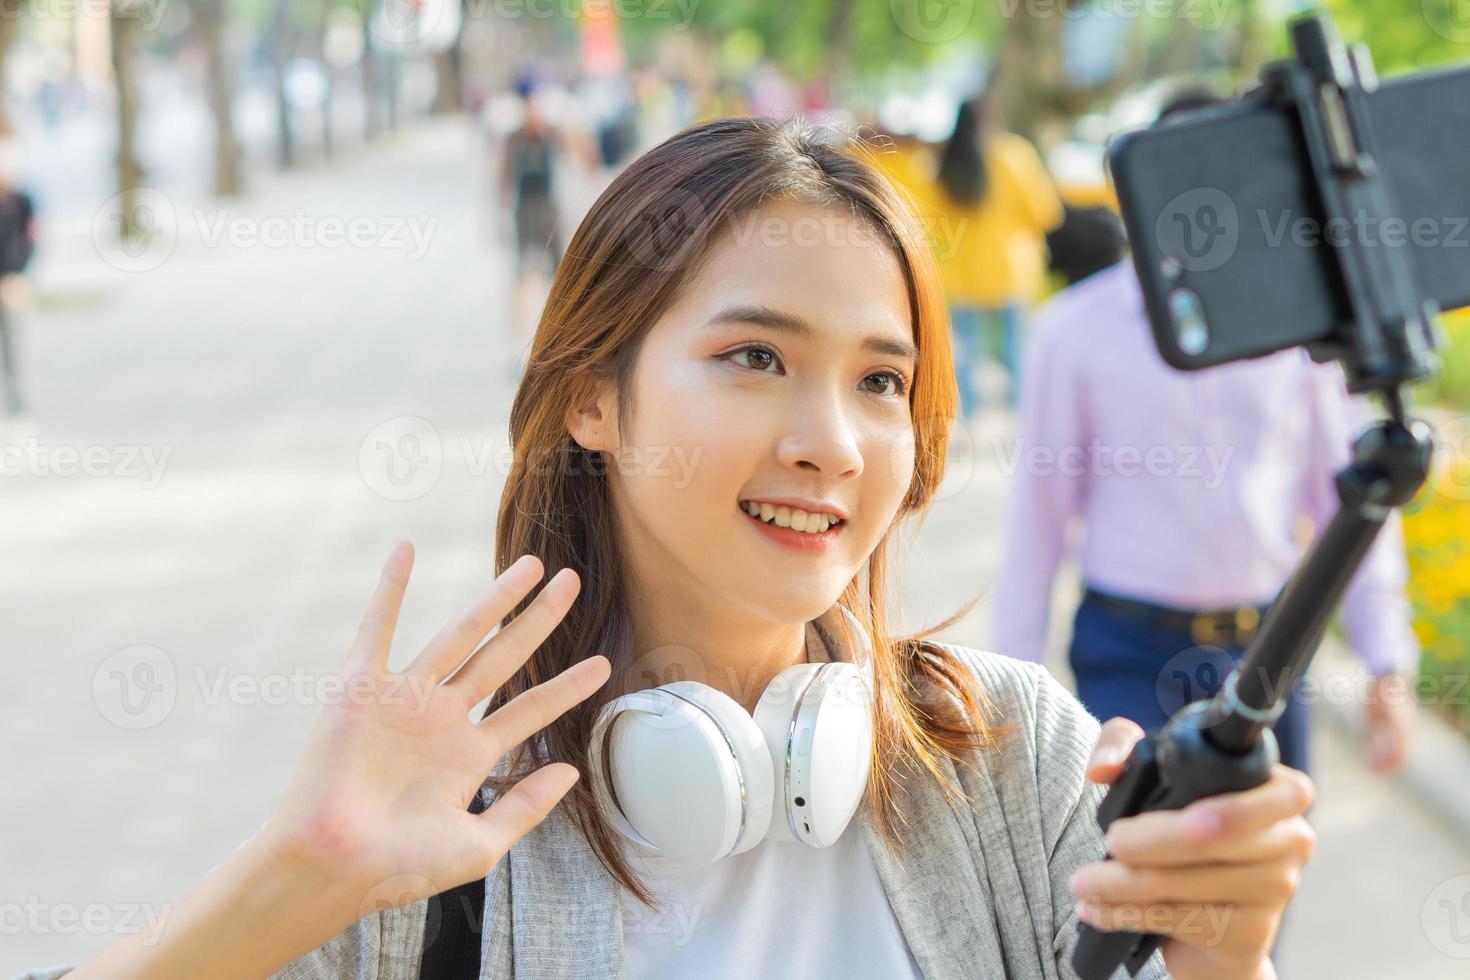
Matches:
[483,114,1006,908]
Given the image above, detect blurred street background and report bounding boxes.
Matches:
[2,1,1470,977]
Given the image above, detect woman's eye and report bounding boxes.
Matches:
[724,345,782,373]
[863,371,909,397]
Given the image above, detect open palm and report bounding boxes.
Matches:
[264,541,610,925]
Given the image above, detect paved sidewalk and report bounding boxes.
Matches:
[2,119,1467,978]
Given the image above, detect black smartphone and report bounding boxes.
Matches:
[1107,61,1470,370]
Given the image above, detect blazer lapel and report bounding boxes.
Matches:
[815,608,1007,979]
[859,749,1007,980]
[491,798,625,979]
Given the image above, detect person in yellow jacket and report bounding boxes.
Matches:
[911,92,1064,418]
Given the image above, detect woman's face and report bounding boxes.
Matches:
[580,197,919,626]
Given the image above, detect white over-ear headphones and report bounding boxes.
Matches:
[588,606,875,868]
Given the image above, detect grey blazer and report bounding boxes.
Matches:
[17,643,1169,980]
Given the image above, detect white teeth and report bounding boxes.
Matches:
[739,501,841,534]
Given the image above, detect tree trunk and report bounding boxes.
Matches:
[0,15,18,137]
[993,9,1064,146]
[1235,0,1271,83]
[823,0,857,109]
[271,0,294,168]
[111,3,145,240]
[992,8,1154,151]
[316,1,334,161]
[431,3,466,116]
[361,13,381,140]
[384,55,400,132]
[195,0,243,195]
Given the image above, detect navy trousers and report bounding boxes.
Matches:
[1066,590,1312,776]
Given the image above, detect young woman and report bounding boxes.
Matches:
[25,116,1314,980]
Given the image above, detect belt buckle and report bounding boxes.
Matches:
[1190,606,1261,646]
[1190,614,1228,646]
[1234,605,1261,642]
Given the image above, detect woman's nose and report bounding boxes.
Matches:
[774,395,864,477]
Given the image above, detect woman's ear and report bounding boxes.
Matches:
[564,383,619,452]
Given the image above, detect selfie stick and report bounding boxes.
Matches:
[1073,12,1440,978]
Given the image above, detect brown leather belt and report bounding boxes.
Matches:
[1082,587,1269,647]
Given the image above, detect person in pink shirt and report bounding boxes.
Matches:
[993,86,1418,780]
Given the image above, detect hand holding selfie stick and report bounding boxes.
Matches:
[1073,12,1441,978]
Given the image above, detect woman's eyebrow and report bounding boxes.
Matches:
[704,304,919,364]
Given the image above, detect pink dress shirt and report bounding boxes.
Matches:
[993,261,1419,678]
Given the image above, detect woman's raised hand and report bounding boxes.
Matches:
[264,541,611,928]
[63,542,609,980]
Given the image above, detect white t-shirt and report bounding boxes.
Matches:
[618,815,924,978]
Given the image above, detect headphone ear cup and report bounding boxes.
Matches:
[602,683,773,867]
[753,662,873,847]
[662,681,775,858]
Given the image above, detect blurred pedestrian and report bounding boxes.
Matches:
[993,89,1419,781]
[502,76,565,284]
[914,87,1063,420]
[495,74,594,377]
[0,138,36,420]
[1045,202,1126,287]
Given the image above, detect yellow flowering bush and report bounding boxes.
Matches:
[1403,307,1470,733]
[1423,306,1470,412]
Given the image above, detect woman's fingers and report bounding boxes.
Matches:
[1105,767,1316,868]
[403,555,545,683]
[349,541,415,670]
[477,655,611,762]
[1086,717,1147,784]
[1071,854,1303,909]
[446,568,582,701]
[471,763,582,869]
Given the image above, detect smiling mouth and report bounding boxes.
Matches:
[738,500,845,536]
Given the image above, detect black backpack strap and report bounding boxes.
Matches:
[418,791,489,979]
